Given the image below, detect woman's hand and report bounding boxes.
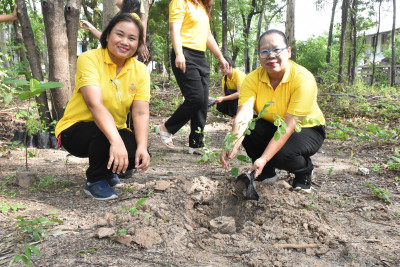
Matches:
[220,147,238,169]
[108,140,129,174]
[249,158,268,177]
[138,44,150,62]
[219,57,229,74]
[215,97,224,104]
[175,53,186,73]
[135,147,150,173]
[80,20,94,31]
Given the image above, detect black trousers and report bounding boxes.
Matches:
[165,47,210,148]
[60,121,138,183]
[242,119,325,179]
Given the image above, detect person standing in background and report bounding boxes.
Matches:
[156,0,229,154]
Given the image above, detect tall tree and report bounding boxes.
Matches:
[390,0,396,86]
[348,0,358,84]
[15,0,52,122]
[102,0,119,29]
[285,0,295,61]
[65,0,82,90]
[41,0,71,120]
[221,0,228,55]
[338,0,350,83]
[370,0,382,85]
[326,0,338,63]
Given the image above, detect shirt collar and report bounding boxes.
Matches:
[102,48,134,74]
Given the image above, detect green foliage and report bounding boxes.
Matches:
[121,191,152,216]
[0,201,26,214]
[16,216,54,242]
[32,175,56,191]
[13,243,42,267]
[76,248,98,257]
[365,183,392,204]
[387,148,400,171]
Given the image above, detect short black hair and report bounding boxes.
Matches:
[259,29,289,50]
[223,56,234,68]
[100,12,144,57]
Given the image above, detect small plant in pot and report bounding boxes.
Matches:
[5,78,63,187]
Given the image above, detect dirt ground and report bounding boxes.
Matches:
[0,106,399,266]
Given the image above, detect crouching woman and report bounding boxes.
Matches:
[55,13,150,200]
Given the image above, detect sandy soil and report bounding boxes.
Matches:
[0,110,399,267]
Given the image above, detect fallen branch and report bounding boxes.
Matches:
[273,244,320,249]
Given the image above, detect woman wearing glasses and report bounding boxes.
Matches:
[55,13,150,200]
[220,29,325,193]
[156,0,229,154]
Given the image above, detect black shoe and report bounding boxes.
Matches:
[292,172,313,193]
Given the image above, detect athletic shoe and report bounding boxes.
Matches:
[255,173,280,183]
[106,173,122,188]
[84,180,118,200]
[292,172,313,193]
[118,169,134,179]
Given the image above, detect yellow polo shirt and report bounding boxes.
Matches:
[222,68,246,91]
[55,48,150,137]
[239,60,325,127]
[169,0,209,52]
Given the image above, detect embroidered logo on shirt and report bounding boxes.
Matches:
[128,81,136,95]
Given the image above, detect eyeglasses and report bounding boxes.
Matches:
[111,78,122,102]
[259,46,289,59]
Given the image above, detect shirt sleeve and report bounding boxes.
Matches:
[238,74,257,108]
[169,0,186,23]
[133,63,150,102]
[286,74,318,116]
[75,52,101,91]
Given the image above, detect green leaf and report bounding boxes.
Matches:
[4,78,29,86]
[278,127,286,135]
[30,245,42,258]
[295,124,302,132]
[21,255,30,266]
[231,167,239,176]
[24,245,32,260]
[35,81,63,89]
[29,78,40,91]
[13,255,22,263]
[144,214,153,219]
[4,93,13,105]
[32,231,40,241]
[202,154,208,162]
[248,121,256,130]
[135,197,147,207]
[273,132,281,141]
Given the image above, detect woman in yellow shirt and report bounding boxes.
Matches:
[55,13,150,200]
[215,56,246,117]
[156,0,229,154]
[220,30,325,193]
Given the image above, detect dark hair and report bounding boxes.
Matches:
[258,29,289,50]
[121,0,142,16]
[100,13,144,57]
[223,56,234,68]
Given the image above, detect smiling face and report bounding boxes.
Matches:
[259,33,291,79]
[106,21,139,66]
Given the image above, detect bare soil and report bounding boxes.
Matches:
[0,101,399,266]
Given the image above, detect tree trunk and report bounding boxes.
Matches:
[285,0,295,61]
[252,1,267,71]
[221,0,228,55]
[390,0,396,86]
[241,0,260,73]
[0,27,10,70]
[103,0,119,29]
[16,0,52,123]
[349,0,358,84]
[326,0,338,63]
[41,0,72,120]
[338,0,350,83]
[65,0,82,91]
[370,0,382,86]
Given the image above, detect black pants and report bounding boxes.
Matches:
[60,121,138,183]
[165,47,210,148]
[242,119,325,179]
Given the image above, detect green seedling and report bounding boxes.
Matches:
[121,191,152,216]
[13,243,41,267]
[365,183,392,204]
[387,148,400,171]
[327,166,334,175]
[0,202,26,214]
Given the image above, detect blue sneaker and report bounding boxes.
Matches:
[84,180,118,200]
[106,173,122,188]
